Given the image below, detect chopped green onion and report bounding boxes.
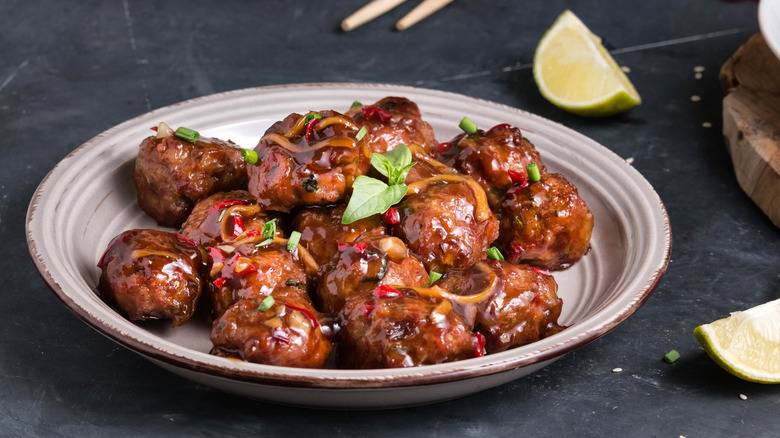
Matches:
[262,218,277,240]
[241,148,258,164]
[350,100,363,109]
[256,238,274,248]
[257,295,275,311]
[526,163,541,182]
[486,247,504,261]
[663,349,680,363]
[303,113,322,123]
[459,117,478,135]
[287,231,302,251]
[429,271,443,284]
[356,125,368,141]
[217,208,227,223]
[175,126,200,143]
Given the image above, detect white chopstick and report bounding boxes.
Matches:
[342,0,408,32]
[395,0,454,31]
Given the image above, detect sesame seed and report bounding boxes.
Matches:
[739,393,747,400]
[612,367,623,373]
[702,122,712,128]
[694,66,705,73]
[625,157,635,164]
[621,66,631,73]
[691,95,701,102]
[695,72,703,80]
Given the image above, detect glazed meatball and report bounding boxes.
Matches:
[345,96,438,154]
[436,124,546,208]
[404,144,454,183]
[290,203,385,266]
[211,297,333,368]
[497,173,594,270]
[315,236,430,314]
[207,239,315,318]
[338,287,481,368]
[97,229,205,326]
[438,261,564,353]
[134,129,247,227]
[392,175,499,271]
[181,190,279,248]
[247,110,371,212]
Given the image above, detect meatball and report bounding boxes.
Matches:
[211,297,332,368]
[392,175,499,271]
[247,110,371,212]
[290,203,385,266]
[206,239,315,318]
[181,190,279,248]
[97,229,205,326]
[404,144,454,183]
[338,287,481,368]
[345,96,438,154]
[438,261,564,353]
[315,236,430,314]
[134,130,247,227]
[435,124,546,208]
[497,173,594,270]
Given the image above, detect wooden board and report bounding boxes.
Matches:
[720,33,780,229]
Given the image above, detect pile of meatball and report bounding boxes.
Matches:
[96,96,594,369]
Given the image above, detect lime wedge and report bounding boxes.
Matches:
[533,10,641,117]
[694,298,780,384]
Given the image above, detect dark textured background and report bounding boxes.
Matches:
[3,0,779,436]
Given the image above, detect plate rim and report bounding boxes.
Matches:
[26,82,672,389]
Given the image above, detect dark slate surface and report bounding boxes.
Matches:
[3,0,779,436]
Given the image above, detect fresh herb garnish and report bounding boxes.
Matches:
[370,143,416,186]
[486,247,504,261]
[429,270,443,284]
[287,230,301,251]
[526,162,541,182]
[350,100,363,109]
[241,148,258,164]
[356,125,368,141]
[261,218,277,240]
[257,295,275,312]
[459,117,478,135]
[175,126,200,143]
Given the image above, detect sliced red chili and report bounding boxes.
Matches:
[207,199,250,215]
[283,302,319,329]
[435,142,453,154]
[508,243,524,262]
[304,117,320,140]
[233,262,257,276]
[373,284,401,298]
[530,266,549,276]
[485,123,511,135]
[150,126,158,132]
[364,301,375,317]
[382,207,400,225]
[507,169,526,185]
[232,214,244,239]
[208,246,226,263]
[171,232,197,247]
[243,230,263,237]
[475,332,486,357]
[212,276,229,288]
[362,106,391,123]
[338,242,367,253]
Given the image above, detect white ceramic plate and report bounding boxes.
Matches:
[760,0,780,60]
[27,83,670,409]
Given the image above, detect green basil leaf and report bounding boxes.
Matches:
[384,143,412,168]
[370,154,393,178]
[342,176,408,224]
[388,162,416,186]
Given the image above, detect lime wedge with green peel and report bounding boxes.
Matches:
[694,298,780,384]
[533,10,641,117]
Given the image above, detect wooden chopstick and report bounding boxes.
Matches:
[342,0,408,32]
[395,0,454,31]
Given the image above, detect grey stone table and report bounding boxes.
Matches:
[2,0,778,436]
